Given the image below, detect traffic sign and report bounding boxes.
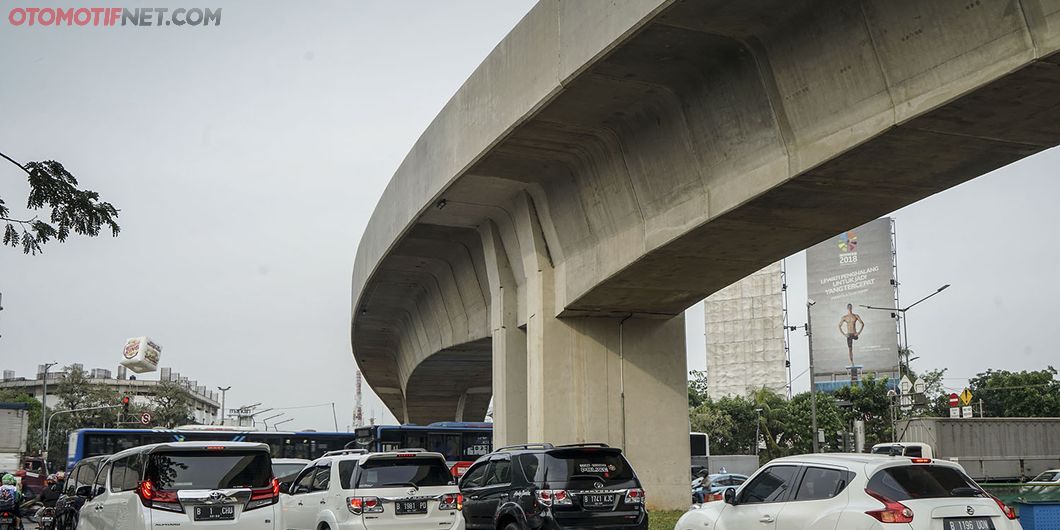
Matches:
[960,388,973,406]
[913,379,926,395]
[961,406,973,418]
[949,407,960,418]
[900,375,913,395]
[140,412,152,425]
[948,393,960,407]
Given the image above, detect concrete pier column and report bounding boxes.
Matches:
[479,220,528,447]
[513,193,689,510]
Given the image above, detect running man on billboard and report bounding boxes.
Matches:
[838,304,865,365]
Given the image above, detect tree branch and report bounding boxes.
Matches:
[0,151,31,174]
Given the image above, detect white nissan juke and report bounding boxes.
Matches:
[675,453,1023,530]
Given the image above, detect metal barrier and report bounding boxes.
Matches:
[981,483,1060,530]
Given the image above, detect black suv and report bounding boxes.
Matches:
[458,443,647,530]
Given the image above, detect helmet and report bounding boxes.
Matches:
[55,471,66,481]
[46,474,57,483]
[1,474,14,485]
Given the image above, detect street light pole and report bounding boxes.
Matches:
[40,361,58,454]
[807,300,819,453]
[217,386,231,426]
[862,284,950,373]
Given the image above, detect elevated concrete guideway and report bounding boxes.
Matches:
[352,0,1060,508]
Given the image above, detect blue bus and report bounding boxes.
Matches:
[352,422,493,475]
[67,422,494,473]
[66,427,359,471]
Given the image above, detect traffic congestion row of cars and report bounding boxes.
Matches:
[44,439,648,530]
[40,438,1031,530]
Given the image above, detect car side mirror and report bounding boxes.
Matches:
[76,485,92,497]
[93,486,106,498]
[278,482,290,494]
[723,487,737,505]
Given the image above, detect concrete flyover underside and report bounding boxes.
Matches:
[352,0,1060,508]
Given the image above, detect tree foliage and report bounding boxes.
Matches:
[147,380,195,429]
[1,153,120,254]
[834,375,895,447]
[969,367,1060,417]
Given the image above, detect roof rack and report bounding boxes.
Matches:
[391,448,426,453]
[554,443,611,449]
[322,448,368,457]
[497,443,555,452]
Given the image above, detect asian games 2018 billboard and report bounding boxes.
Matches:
[806,218,899,388]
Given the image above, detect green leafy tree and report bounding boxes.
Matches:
[688,370,709,408]
[147,380,195,428]
[751,388,790,462]
[784,391,844,454]
[1,151,120,254]
[969,367,1060,417]
[45,365,122,468]
[835,375,894,447]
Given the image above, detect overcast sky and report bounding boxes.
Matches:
[2,1,1057,431]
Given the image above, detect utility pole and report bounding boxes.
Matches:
[807,299,819,453]
[40,361,58,453]
[217,386,231,425]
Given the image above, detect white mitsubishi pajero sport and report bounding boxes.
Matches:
[280,448,464,530]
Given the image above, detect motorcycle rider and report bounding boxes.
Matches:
[38,475,62,507]
[0,473,24,529]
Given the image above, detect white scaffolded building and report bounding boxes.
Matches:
[705,261,787,399]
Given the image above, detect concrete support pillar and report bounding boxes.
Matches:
[513,193,689,509]
[479,220,528,447]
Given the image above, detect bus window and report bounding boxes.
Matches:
[463,433,492,459]
[406,432,427,451]
[428,433,461,460]
[379,428,403,452]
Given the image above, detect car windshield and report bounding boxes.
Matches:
[353,457,453,488]
[145,450,272,490]
[536,449,635,485]
[867,465,984,500]
[1031,471,1060,482]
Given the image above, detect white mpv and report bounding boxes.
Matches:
[79,441,281,530]
[675,453,1023,530]
[280,448,464,530]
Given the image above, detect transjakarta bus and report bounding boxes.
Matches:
[352,422,493,476]
[66,428,359,471]
[67,422,494,474]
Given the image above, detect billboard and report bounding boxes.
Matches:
[705,261,787,399]
[806,218,898,389]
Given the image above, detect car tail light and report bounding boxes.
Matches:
[910,458,932,464]
[245,479,280,511]
[535,489,572,507]
[991,494,1017,520]
[625,488,645,504]
[137,480,184,513]
[348,496,384,514]
[864,488,914,523]
[439,493,463,511]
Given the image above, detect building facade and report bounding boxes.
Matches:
[704,261,788,399]
[0,365,220,425]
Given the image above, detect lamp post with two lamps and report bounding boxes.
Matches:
[860,284,950,376]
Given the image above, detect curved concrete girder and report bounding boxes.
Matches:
[404,338,492,425]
